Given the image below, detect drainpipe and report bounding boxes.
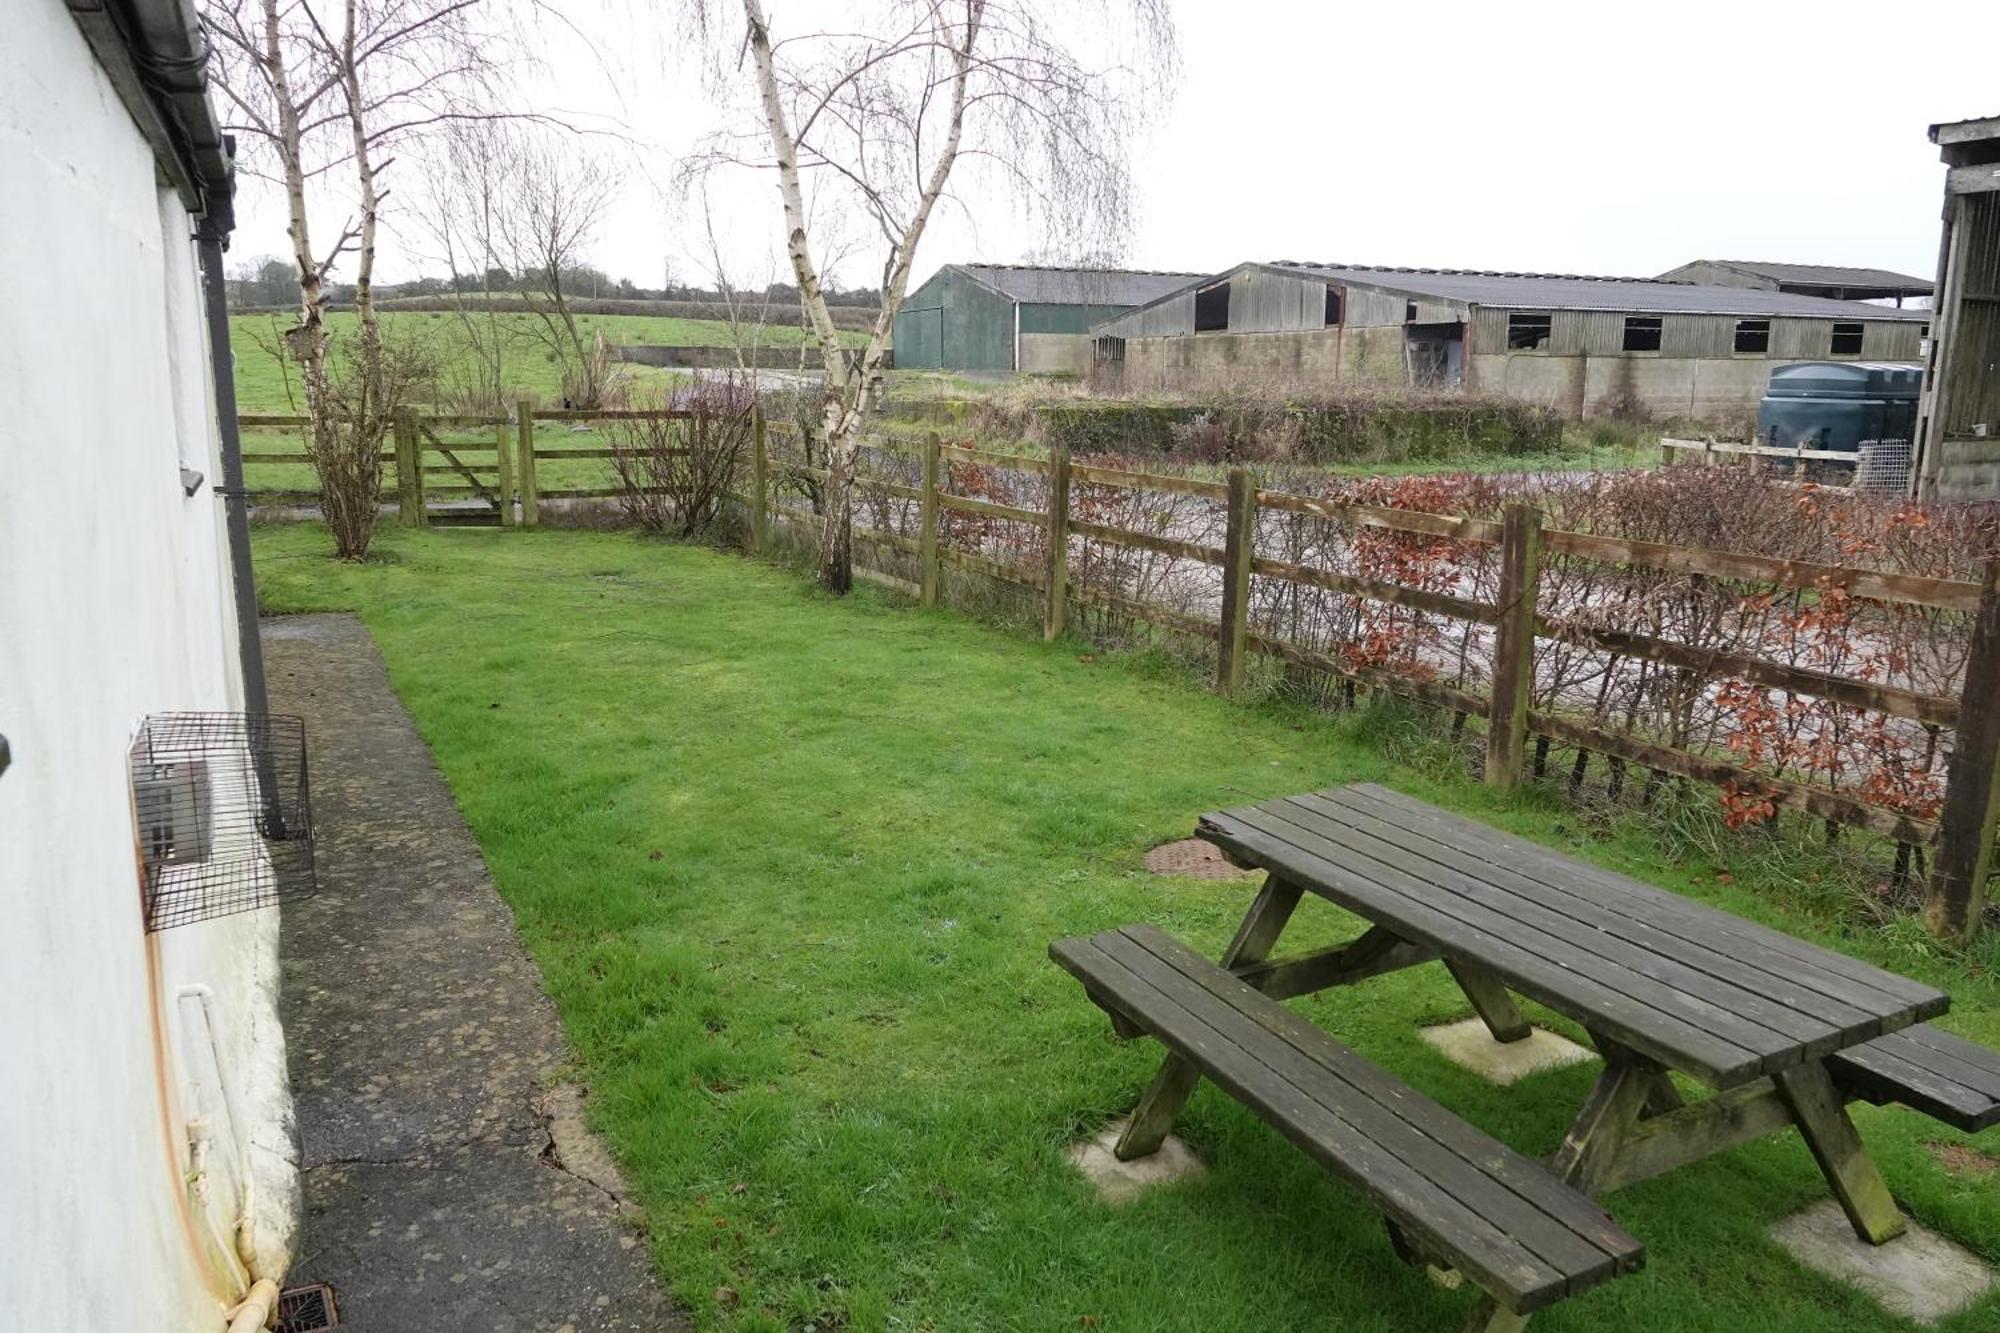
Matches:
[197,216,271,723]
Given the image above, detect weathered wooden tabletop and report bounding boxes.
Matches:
[1197,783,1950,1089]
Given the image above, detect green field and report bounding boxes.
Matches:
[254,525,2000,1333]
[229,308,851,414]
[231,309,853,494]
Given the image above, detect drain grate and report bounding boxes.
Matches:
[276,1283,338,1333]
[1143,838,1255,880]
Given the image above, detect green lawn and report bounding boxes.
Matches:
[254,526,2000,1332]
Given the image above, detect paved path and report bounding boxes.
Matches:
[265,614,681,1333]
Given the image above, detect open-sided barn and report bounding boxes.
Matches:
[892,263,1203,374]
[1091,261,1928,421]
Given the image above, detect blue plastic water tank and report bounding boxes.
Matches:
[1757,362,1921,453]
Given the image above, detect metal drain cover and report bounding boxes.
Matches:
[1143,838,1254,879]
[277,1283,338,1333]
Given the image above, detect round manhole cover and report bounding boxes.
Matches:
[1144,838,1254,879]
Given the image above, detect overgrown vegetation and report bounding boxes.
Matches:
[608,379,754,537]
[882,384,1571,468]
[252,525,1999,1332]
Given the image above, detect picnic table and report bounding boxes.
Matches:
[1052,783,2000,1331]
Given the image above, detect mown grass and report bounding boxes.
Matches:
[253,525,2000,1333]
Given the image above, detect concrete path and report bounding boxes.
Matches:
[265,614,681,1333]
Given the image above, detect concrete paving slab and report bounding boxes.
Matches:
[1419,1017,1596,1086]
[1067,1117,1206,1204]
[1770,1199,1994,1325]
[266,614,680,1332]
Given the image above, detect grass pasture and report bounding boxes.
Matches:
[228,309,849,415]
[254,525,2000,1333]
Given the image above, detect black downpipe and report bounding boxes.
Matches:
[198,220,271,723]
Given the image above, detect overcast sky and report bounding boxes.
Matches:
[228,0,2000,293]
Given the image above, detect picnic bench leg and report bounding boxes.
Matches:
[1462,1300,1530,1333]
[1444,959,1532,1043]
[1551,1040,1657,1195]
[1772,1060,1907,1244]
[1114,874,1304,1161]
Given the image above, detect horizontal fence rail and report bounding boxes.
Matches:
[744,431,1996,942]
[239,402,708,524]
[252,406,1997,942]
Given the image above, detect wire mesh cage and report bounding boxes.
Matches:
[128,712,314,932]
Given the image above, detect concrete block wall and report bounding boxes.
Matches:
[1019,332,1092,375]
[1113,326,1407,393]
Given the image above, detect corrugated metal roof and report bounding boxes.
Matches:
[1263,261,1929,321]
[955,263,1207,307]
[1698,259,1932,291]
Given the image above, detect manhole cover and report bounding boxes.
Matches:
[1144,839,1253,879]
[276,1283,338,1333]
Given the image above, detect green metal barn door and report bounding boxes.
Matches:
[901,307,944,368]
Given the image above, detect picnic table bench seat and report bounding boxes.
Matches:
[1830,1023,2000,1132]
[1051,922,1646,1318]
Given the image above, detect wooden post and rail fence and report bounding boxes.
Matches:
[239,407,2000,941]
[741,427,2000,944]
[240,401,709,526]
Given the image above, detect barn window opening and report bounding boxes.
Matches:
[1622,316,1663,352]
[1830,322,1865,355]
[1506,312,1552,349]
[1194,280,1230,332]
[1734,319,1771,354]
[1405,301,1419,323]
[1324,285,1343,326]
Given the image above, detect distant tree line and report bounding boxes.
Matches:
[226,256,880,313]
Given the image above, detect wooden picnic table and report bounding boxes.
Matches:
[1053,782,1994,1331]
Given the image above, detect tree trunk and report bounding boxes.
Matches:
[815,399,862,591]
[740,0,978,594]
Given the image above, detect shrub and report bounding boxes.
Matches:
[608,377,753,537]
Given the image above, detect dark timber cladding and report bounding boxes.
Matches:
[1914,115,2000,501]
[1050,924,1644,1312]
[1195,784,1947,1088]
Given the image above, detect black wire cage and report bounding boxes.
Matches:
[129,712,315,931]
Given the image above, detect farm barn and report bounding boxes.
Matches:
[1655,258,1933,307]
[892,263,1202,374]
[1090,261,1927,421]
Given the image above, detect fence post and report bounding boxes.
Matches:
[1794,437,1807,481]
[1486,502,1544,789]
[1926,557,2000,942]
[1214,467,1256,694]
[919,431,940,608]
[1044,446,1072,640]
[494,418,514,527]
[395,407,426,527]
[516,399,538,528]
[749,408,769,553]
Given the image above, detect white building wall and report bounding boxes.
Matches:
[0,6,296,1330]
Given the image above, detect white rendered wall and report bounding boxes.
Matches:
[0,5,297,1329]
